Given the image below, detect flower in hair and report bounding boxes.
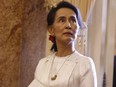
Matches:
[49,35,55,43]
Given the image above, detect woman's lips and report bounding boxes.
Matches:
[63,32,73,35]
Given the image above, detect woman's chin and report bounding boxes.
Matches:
[63,37,74,43]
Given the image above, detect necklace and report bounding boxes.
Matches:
[49,51,75,81]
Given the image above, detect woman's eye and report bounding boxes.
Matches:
[71,18,76,23]
[59,18,65,22]
[70,17,76,23]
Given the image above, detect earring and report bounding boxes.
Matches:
[49,35,55,43]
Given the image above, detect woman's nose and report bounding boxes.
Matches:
[65,21,71,29]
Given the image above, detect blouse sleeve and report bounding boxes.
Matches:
[28,79,43,87]
[28,59,45,87]
[80,57,97,87]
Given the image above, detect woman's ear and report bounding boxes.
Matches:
[48,26,55,36]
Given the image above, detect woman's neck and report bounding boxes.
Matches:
[55,42,75,57]
[56,50,75,57]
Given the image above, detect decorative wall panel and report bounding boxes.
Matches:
[0,0,23,87]
[20,0,47,87]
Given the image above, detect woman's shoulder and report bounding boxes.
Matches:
[71,51,93,64]
[35,53,55,69]
[38,53,55,63]
[73,51,96,76]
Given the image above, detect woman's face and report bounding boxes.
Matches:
[50,8,80,44]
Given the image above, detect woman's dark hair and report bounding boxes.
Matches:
[47,1,83,52]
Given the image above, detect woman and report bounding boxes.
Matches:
[28,1,97,87]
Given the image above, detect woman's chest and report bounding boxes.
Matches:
[36,60,80,87]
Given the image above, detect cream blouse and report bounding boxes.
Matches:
[28,51,97,87]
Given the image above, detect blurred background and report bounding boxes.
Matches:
[0,0,115,87]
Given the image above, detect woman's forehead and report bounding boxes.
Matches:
[55,8,77,18]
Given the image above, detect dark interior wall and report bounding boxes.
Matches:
[20,0,47,87]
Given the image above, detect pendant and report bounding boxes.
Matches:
[51,75,57,80]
